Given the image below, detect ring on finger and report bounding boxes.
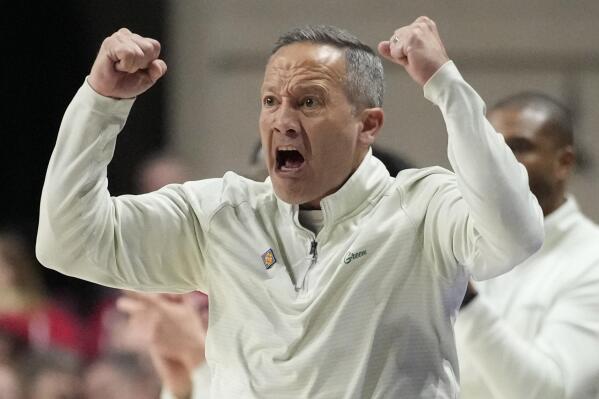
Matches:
[391,35,399,44]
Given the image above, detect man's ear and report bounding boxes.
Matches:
[556,145,575,180]
[357,108,384,146]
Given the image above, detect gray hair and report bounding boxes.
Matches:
[272,25,384,109]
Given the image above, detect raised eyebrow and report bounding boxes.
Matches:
[260,86,277,96]
[260,82,329,97]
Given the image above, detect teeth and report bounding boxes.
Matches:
[278,146,297,151]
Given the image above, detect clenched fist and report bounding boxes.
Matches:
[88,28,167,99]
[378,16,449,86]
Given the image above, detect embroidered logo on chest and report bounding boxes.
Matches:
[344,249,367,264]
[261,248,277,269]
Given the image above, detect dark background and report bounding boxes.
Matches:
[1,2,167,311]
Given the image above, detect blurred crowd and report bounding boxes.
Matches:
[0,228,173,399]
[0,154,207,399]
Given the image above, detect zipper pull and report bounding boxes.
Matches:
[309,240,318,261]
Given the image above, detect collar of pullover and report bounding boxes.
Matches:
[275,147,391,225]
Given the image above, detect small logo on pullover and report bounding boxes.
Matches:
[261,248,277,269]
[344,249,367,264]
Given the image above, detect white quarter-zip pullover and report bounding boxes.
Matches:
[37,61,543,398]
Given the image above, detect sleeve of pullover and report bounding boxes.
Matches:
[422,61,544,280]
[36,81,211,293]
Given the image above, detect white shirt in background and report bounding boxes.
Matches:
[456,198,599,399]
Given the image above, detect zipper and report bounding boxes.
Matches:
[309,240,318,261]
[295,239,318,292]
[292,203,326,293]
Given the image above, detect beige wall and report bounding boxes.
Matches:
[164,1,599,221]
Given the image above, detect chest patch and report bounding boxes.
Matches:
[261,248,277,269]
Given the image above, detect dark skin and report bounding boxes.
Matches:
[465,105,575,299]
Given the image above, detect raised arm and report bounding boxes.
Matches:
[379,17,543,280]
[36,29,208,292]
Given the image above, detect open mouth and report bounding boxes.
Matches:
[276,147,305,171]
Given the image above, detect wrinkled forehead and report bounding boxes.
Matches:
[261,42,346,91]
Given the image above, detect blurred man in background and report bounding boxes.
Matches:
[456,92,599,398]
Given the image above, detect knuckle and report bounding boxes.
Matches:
[114,44,125,54]
[101,37,113,48]
[135,47,145,59]
[152,40,161,54]
[135,37,160,58]
[423,20,435,31]
[113,32,124,42]
[142,41,156,55]
[118,48,136,65]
